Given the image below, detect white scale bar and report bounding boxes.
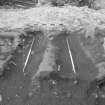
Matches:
[66,37,76,74]
[23,37,35,73]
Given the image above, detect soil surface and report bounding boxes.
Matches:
[0,32,105,105]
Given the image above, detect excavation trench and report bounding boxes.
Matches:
[0,5,105,105]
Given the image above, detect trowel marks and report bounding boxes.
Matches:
[51,34,73,78]
[48,32,97,80]
[68,32,98,81]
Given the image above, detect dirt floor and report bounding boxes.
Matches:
[0,32,105,105]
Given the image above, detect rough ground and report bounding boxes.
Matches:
[0,3,105,105]
[0,31,104,105]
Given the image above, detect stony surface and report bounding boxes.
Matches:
[0,4,105,105]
